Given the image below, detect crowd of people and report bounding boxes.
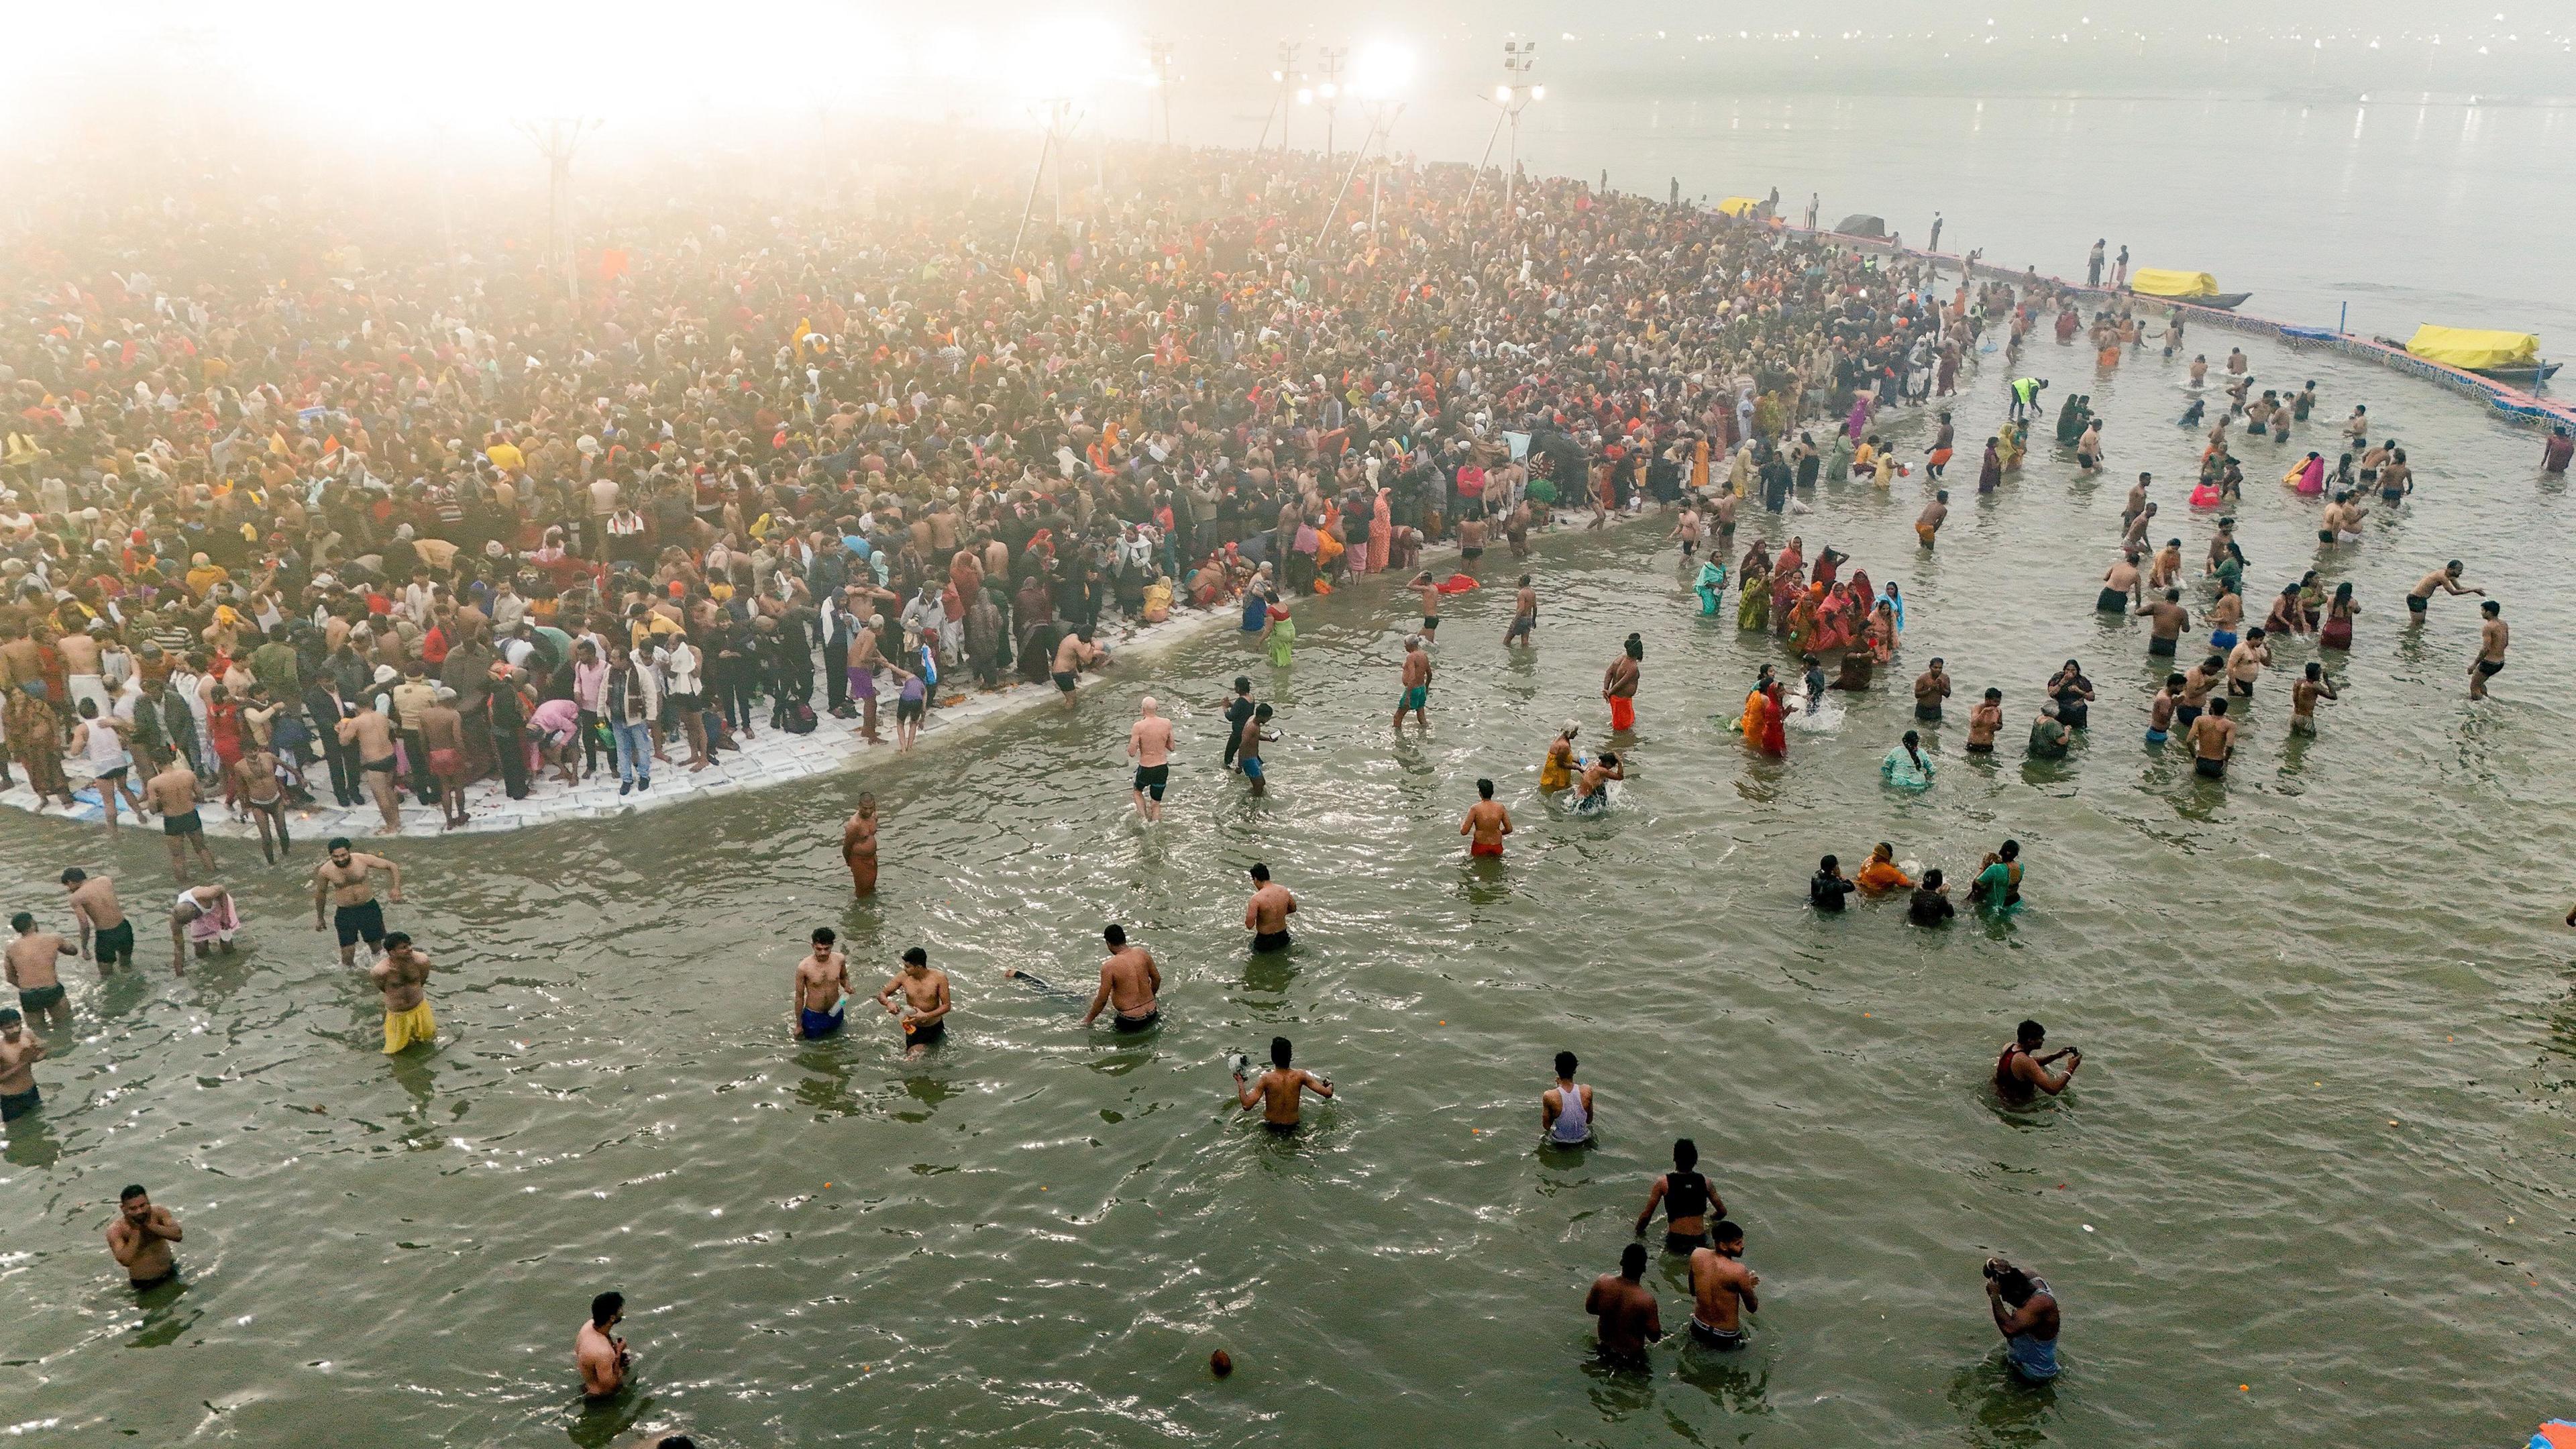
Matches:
[11,136,2560,1436]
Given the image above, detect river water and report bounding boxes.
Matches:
[7,174,2576,1449]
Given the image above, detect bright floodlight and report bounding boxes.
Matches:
[1495,83,1513,102]
[1532,85,1546,100]
[1350,41,1416,98]
[1297,87,1314,105]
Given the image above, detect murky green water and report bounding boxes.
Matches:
[5,328,2572,1447]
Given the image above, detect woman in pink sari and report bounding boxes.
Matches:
[1366,488,1391,574]
[2293,451,2326,496]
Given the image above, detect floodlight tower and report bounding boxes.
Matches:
[1146,38,1175,145]
[1316,45,1348,158]
[1497,40,1544,221]
[513,117,602,306]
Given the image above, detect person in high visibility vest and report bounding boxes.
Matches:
[2008,376,2049,423]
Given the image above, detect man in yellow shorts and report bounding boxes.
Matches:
[370,932,437,1054]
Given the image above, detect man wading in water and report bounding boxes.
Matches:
[1081,923,1161,1032]
[1243,863,1296,952]
[312,838,404,968]
[1994,1019,2081,1104]
[1634,1138,1724,1254]
[1234,1034,1330,1132]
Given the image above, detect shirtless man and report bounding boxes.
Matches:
[1965,688,2004,755]
[1460,777,1513,858]
[312,837,404,967]
[229,741,292,863]
[2226,628,2271,699]
[2147,673,2184,747]
[1503,575,1538,648]
[1456,509,1489,564]
[1081,922,1161,1030]
[2147,537,2184,590]
[1233,1034,1331,1131]
[2186,696,2237,780]
[1050,627,1105,710]
[1411,572,1441,639]
[0,1008,47,1124]
[577,1291,632,1401]
[841,794,879,896]
[2176,655,2224,734]
[169,883,237,975]
[2318,491,2369,543]
[1687,1221,1762,1351]
[1570,752,1624,815]
[2470,600,2510,699]
[1915,490,1947,549]
[1601,634,1643,733]
[2406,560,2482,624]
[2098,551,2142,612]
[60,868,134,971]
[372,932,437,1054]
[105,1185,182,1289]
[6,914,76,1028]
[1994,1019,2080,1104]
[1236,704,1278,796]
[1243,862,1296,953]
[143,759,217,883]
[338,690,403,834]
[1668,502,1704,557]
[876,946,953,1057]
[1126,697,1175,822]
[791,926,851,1039]
[2290,661,2340,733]
[417,688,470,830]
[1586,1243,1665,1366]
[1913,657,1951,723]
[1394,635,1432,729]
[2135,588,2188,659]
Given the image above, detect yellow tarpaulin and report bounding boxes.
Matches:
[2129,269,2219,299]
[1715,196,1761,218]
[2403,324,2539,370]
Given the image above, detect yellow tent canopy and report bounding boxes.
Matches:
[2129,269,2219,299]
[1715,197,1761,218]
[2403,324,2538,370]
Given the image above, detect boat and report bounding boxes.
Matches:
[2127,268,2250,310]
[2392,323,2556,384]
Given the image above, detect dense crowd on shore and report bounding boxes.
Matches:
[0,148,2011,840]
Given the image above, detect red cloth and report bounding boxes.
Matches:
[1608,696,1636,732]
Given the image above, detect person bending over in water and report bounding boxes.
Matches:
[1081,923,1161,1031]
[1994,1019,2080,1104]
[1571,752,1623,814]
[1234,1035,1331,1132]
[1542,1050,1593,1146]
[1688,1220,1761,1350]
[1984,1258,2062,1383]
[1634,1138,1724,1253]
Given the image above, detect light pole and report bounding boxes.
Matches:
[1497,40,1542,223]
[1313,98,1403,255]
[1316,46,1347,158]
[1254,41,1304,153]
[1145,38,1174,146]
[1008,98,1082,270]
[512,117,602,307]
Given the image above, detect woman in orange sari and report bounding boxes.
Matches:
[1739,676,1788,757]
[1366,488,1391,574]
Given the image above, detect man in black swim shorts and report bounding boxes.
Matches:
[1244,863,1296,953]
